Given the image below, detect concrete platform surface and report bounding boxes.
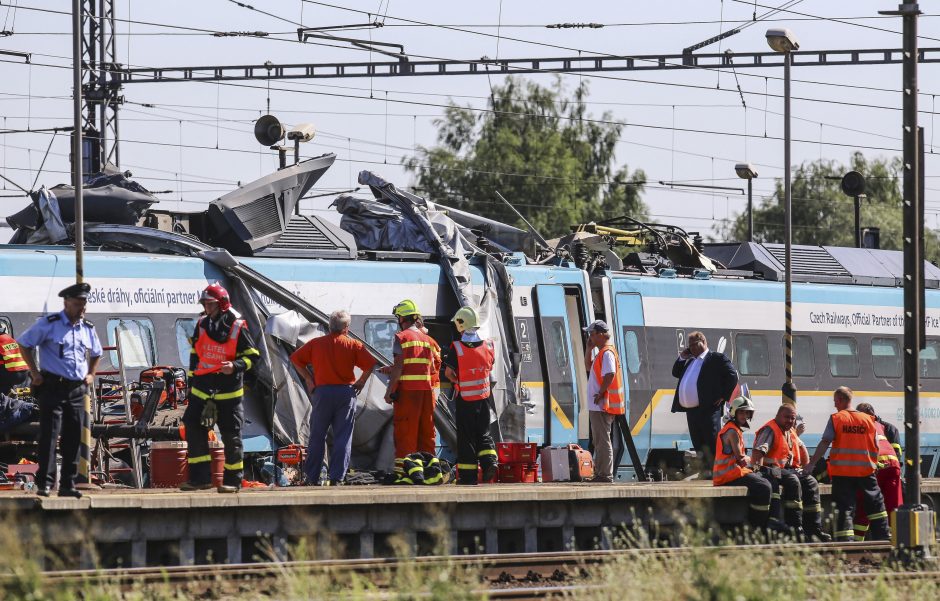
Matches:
[1,479,938,511]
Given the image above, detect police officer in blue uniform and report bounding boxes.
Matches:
[18,282,102,498]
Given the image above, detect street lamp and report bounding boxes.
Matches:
[766,27,799,406]
[735,163,758,242]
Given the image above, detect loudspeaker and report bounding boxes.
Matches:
[841,170,866,197]
[254,114,285,146]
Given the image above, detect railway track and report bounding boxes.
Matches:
[19,540,906,597]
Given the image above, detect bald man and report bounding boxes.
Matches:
[751,405,829,541]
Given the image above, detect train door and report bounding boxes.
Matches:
[533,285,580,445]
[610,291,652,465]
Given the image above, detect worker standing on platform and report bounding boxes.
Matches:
[0,322,30,395]
[583,320,624,484]
[17,283,102,498]
[712,396,772,530]
[750,405,829,540]
[181,283,260,494]
[851,403,903,540]
[443,306,498,485]
[805,387,889,541]
[290,310,376,485]
[385,300,436,473]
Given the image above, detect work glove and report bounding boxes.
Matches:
[200,399,218,429]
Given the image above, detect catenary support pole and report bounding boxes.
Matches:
[881,1,935,562]
[72,0,93,486]
[782,50,796,406]
[747,178,753,243]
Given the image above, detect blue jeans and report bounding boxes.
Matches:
[304,385,357,483]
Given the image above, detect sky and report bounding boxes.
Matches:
[0,1,939,242]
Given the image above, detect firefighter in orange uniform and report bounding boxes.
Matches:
[444,306,498,485]
[385,300,437,474]
[0,322,29,395]
[181,283,260,493]
[805,387,889,541]
[851,403,903,540]
[713,396,772,529]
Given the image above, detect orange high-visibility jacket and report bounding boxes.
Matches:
[757,419,799,468]
[713,421,752,486]
[451,339,495,401]
[829,410,879,477]
[0,334,28,372]
[592,344,625,415]
[395,328,434,391]
[874,420,900,470]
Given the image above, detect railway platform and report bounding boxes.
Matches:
[2,480,939,568]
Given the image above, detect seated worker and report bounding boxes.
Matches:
[751,404,830,541]
[713,396,772,530]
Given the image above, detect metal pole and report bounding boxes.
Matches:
[855,195,862,248]
[782,51,796,406]
[881,1,935,561]
[747,178,754,242]
[72,0,84,283]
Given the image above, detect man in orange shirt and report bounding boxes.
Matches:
[291,310,376,485]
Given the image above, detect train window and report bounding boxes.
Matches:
[623,330,641,375]
[871,337,902,379]
[792,335,815,377]
[550,321,570,370]
[107,318,157,368]
[735,333,770,376]
[175,319,196,366]
[921,340,940,378]
[364,318,398,360]
[827,336,859,378]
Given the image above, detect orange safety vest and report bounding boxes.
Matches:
[592,345,625,415]
[0,334,28,372]
[829,410,879,477]
[713,421,752,486]
[193,317,245,375]
[874,421,900,470]
[429,337,442,390]
[451,339,495,401]
[395,328,434,391]
[758,419,799,468]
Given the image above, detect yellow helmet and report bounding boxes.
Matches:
[392,299,421,318]
[452,306,479,333]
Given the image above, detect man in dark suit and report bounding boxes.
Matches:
[671,331,738,474]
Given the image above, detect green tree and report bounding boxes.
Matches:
[404,77,647,237]
[723,152,940,262]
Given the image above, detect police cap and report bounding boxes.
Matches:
[58,282,91,299]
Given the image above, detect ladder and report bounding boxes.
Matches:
[92,337,144,488]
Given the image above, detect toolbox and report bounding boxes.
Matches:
[276,444,306,466]
[497,462,538,483]
[496,442,539,464]
[567,444,594,482]
[539,447,571,482]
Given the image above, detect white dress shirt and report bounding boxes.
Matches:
[677,349,709,409]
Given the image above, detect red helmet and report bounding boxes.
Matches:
[200,283,231,312]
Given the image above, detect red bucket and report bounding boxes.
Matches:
[150,441,224,488]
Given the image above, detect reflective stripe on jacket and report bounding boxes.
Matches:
[829,410,879,477]
[713,421,751,486]
[759,419,797,468]
[452,339,495,401]
[592,345,625,415]
[191,317,246,400]
[874,420,900,469]
[395,328,433,391]
[0,334,28,372]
